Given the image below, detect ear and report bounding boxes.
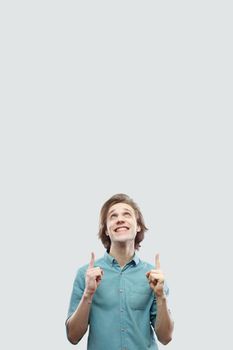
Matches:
[105,231,109,236]
[137,225,141,233]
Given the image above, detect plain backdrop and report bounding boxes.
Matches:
[0,1,232,349]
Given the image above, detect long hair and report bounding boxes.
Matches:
[98,193,148,252]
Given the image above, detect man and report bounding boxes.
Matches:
[66,193,174,350]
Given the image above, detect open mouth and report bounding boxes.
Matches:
[114,226,129,232]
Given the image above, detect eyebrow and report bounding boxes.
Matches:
[108,208,133,216]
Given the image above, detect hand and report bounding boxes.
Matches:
[84,252,104,297]
[146,253,165,298]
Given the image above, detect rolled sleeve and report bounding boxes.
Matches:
[66,268,86,322]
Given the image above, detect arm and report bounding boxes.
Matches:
[146,253,174,345]
[66,291,94,344]
[66,252,103,345]
[154,295,174,345]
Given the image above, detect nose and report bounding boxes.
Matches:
[116,216,125,224]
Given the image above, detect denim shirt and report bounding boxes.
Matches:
[66,251,169,350]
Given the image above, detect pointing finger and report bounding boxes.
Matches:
[89,252,95,268]
[155,253,161,269]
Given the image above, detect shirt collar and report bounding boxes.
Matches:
[104,251,140,266]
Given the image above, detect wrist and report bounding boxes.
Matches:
[83,290,94,304]
[155,292,166,300]
[155,293,167,307]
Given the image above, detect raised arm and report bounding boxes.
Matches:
[146,253,174,345]
[66,252,104,344]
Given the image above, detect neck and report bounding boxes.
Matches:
[109,242,135,267]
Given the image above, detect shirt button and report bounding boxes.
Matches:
[119,289,123,293]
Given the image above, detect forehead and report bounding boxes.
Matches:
[108,202,134,214]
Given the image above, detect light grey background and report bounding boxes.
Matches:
[0,1,232,349]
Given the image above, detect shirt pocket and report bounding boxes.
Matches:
[129,287,152,310]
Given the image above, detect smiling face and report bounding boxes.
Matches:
[106,202,141,245]
[98,193,148,251]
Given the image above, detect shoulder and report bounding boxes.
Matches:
[94,255,105,266]
[138,258,154,271]
[74,255,105,276]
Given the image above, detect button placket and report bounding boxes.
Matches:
[119,269,127,349]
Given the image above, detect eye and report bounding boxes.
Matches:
[124,212,131,217]
[110,213,117,219]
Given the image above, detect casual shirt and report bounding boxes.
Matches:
[66,251,169,350]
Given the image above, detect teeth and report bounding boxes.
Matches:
[116,227,128,232]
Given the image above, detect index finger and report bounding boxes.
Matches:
[155,253,161,269]
[89,252,95,268]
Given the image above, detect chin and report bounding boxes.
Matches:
[115,237,134,243]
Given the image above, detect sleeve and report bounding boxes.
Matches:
[150,280,170,325]
[66,267,86,323]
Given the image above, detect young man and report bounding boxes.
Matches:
[66,193,174,350]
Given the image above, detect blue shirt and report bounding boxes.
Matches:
[66,251,169,350]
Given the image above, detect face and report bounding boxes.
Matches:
[106,202,141,245]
